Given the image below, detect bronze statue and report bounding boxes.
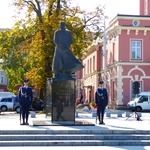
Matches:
[52,22,84,79]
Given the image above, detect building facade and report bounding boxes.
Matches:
[78,0,150,109]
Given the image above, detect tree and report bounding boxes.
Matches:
[0,0,105,97]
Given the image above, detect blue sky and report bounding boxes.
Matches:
[0,0,139,28]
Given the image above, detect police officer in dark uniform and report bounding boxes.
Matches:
[95,80,108,125]
[18,79,33,125]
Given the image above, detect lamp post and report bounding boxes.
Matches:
[103,17,107,88]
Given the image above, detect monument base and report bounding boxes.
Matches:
[46,78,76,125]
[32,120,95,126]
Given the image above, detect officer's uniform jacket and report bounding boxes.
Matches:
[95,87,108,107]
[18,86,33,106]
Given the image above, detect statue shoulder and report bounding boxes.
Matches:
[54,30,61,35]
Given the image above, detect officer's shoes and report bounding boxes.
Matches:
[99,122,105,125]
[20,122,26,125]
[20,122,29,125]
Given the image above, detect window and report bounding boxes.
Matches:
[113,43,115,61]
[90,58,92,73]
[93,56,95,71]
[131,41,141,60]
[87,60,89,74]
[138,96,148,103]
[1,98,7,102]
[83,64,86,76]
[1,98,12,102]
[7,98,12,102]
[0,75,4,84]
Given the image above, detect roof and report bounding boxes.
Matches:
[108,13,150,28]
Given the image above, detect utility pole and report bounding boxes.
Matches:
[103,17,107,88]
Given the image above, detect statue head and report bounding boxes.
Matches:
[60,22,66,30]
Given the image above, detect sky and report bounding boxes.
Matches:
[0,0,139,28]
[76,0,139,25]
[0,0,15,28]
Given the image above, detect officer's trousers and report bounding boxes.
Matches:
[97,105,106,123]
[22,104,30,123]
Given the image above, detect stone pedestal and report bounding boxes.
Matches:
[46,78,75,125]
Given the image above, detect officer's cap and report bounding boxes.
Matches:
[99,80,104,84]
[23,79,29,83]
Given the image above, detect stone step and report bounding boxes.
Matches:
[0,129,150,146]
[0,134,150,140]
[0,140,150,146]
[0,129,150,134]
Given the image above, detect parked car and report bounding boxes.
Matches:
[0,92,15,96]
[127,92,150,112]
[13,96,20,113]
[0,96,16,112]
[14,97,44,113]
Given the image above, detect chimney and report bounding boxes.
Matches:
[140,0,150,15]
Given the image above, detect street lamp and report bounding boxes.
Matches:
[103,16,107,88]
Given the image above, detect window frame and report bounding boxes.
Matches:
[131,40,142,60]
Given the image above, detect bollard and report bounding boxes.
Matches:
[75,111,79,118]
[30,111,36,118]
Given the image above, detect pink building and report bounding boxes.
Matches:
[79,0,150,109]
[76,44,102,103]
